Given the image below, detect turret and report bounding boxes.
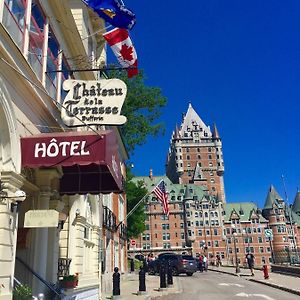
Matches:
[292,191,300,216]
[213,123,224,176]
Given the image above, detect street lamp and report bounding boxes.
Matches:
[231,224,240,274]
[232,232,240,273]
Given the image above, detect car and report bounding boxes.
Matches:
[147,253,197,276]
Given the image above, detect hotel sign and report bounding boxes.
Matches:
[61,79,127,127]
[24,210,59,228]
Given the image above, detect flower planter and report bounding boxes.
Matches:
[60,276,78,289]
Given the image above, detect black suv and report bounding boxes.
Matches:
[147,253,197,276]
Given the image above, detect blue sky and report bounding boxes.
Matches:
[117,1,300,208]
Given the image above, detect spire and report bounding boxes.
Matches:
[263,185,283,210]
[179,103,211,138]
[212,123,220,139]
[193,163,206,181]
[174,124,181,139]
[184,185,193,200]
[292,191,300,214]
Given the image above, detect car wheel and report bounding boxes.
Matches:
[186,272,193,276]
[171,267,179,276]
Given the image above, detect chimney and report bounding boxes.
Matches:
[149,169,153,180]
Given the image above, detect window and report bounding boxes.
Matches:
[186,155,190,160]
[163,233,170,240]
[208,154,212,159]
[163,243,171,249]
[198,229,202,236]
[162,223,170,230]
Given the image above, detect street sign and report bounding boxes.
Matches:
[264,228,273,240]
[130,239,136,246]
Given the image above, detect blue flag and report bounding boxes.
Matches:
[84,0,136,30]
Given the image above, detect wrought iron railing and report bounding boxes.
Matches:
[103,206,117,231]
[273,249,300,265]
[16,256,62,298]
[119,223,127,240]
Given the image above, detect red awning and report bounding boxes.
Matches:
[21,130,124,195]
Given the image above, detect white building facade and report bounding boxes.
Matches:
[0,1,127,299]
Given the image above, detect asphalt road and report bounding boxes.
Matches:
[157,272,299,300]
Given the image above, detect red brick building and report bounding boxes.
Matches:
[130,104,300,267]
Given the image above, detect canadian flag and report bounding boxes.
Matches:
[103,28,138,78]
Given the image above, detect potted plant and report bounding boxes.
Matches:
[60,273,79,289]
[13,284,32,300]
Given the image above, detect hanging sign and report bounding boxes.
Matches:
[24,210,59,228]
[61,79,127,127]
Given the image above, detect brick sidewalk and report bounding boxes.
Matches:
[102,272,182,300]
[209,266,300,296]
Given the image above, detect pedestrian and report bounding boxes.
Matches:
[198,255,203,272]
[245,251,255,276]
[203,255,208,272]
[216,254,221,267]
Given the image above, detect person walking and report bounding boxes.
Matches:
[216,254,221,267]
[203,255,208,272]
[198,255,204,272]
[245,251,255,276]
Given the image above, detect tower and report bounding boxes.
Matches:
[166,103,226,202]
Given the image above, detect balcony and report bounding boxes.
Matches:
[103,206,117,231]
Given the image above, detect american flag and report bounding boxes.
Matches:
[152,180,169,216]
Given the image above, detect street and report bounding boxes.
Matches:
[157,272,299,300]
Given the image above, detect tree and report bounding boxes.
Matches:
[108,69,165,237]
[126,173,148,238]
[109,69,167,155]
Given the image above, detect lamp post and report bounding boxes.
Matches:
[232,232,240,273]
[231,222,240,274]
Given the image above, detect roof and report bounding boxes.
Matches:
[223,202,268,222]
[292,191,300,214]
[263,185,283,210]
[179,103,212,138]
[132,176,208,201]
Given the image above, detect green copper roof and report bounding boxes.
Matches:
[223,202,267,222]
[132,176,207,200]
[263,185,283,210]
[292,191,300,214]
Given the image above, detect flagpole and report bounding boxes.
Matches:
[126,192,150,220]
[126,179,164,219]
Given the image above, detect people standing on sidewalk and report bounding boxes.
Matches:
[198,255,204,272]
[203,255,208,272]
[216,254,221,267]
[245,251,255,276]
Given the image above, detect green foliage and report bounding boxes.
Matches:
[126,177,148,238]
[109,69,167,155]
[127,258,143,270]
[13,284,32,300]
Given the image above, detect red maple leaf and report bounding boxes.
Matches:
[120,44,134,61]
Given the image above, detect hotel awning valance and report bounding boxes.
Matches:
[21,130,124,195]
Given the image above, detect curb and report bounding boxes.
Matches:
[248,278,300,297]
[209,268,300,296]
